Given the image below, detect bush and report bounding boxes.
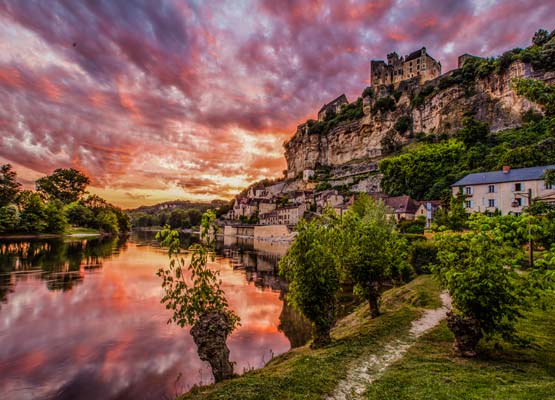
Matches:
[394,115,412,135]
[373,96,396,113]
[408,239,438,274]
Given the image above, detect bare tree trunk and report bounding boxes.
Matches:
[368,295,380,319]
[190,311,235,382]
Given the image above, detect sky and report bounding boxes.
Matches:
[1,0,554,208]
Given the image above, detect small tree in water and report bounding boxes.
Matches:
[157,210,240,382]
[279,211,341,348]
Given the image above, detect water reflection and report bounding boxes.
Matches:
[0,233,310,400]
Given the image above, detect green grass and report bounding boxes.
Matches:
[180,275,442,400]
[65,227,101,235]
[365,300,555,400]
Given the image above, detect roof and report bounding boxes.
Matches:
[405,48,425,62]
[452,165,555,187]
[382,195,420,214]
[318,94,348,113]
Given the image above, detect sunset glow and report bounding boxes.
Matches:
[1,0,554,207]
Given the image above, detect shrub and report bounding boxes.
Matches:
[373,96,396,113]
[408,239,438,274]
[394,115,412,135]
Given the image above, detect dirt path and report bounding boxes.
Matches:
[327,292,452,400]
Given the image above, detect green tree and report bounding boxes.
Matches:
[45,200,68,233]
[456,117,490,146]
[157,211,239,381]
[36,168,90,204]
[0,205,19,233]
[279,212,341,348]
[434,229,541,356]
[169,209,188,228]
[64,202,94,227]
[0,164,21,207]
[186,208,203,227]
[532,29,550,46]
[339,195,412,318]
[19,192,47,233]
[96,210,119,234]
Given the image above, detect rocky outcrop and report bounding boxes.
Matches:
[284,61,555,176]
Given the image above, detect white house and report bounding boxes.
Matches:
[451,165,555,215]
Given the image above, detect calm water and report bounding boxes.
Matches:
[0,233,310,400]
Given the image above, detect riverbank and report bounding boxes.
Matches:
[181,275,442,399]
[180,275,555,399]
[0,227,103,239]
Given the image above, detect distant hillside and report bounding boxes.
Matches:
[127,199,228,214]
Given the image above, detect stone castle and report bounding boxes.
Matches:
[370,47,441,87]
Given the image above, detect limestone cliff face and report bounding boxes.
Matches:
[284,61,555,176]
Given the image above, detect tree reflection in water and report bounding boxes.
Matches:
[0,235,127,298]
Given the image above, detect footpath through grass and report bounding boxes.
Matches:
[365,296,555,400]
[181,275,442,400]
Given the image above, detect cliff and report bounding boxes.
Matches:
[284,60,555,177]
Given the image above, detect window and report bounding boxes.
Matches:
[514,183,522,192]
[465,200,473,209]
[488,185,495,193]
[488,199,496,208]
[515,198,523,207]
[546,182,554,190]
[465,186,473,195]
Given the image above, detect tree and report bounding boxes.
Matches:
[45,200,68,233]
[434,229,540,356]
[0,205,19,233]
[339,195,412,318]
[532,29,550,46]
[36,168,90,204]
[186,208,202,227]
[279,211,341,348]
[0,164,21,207]
[157,211,240,382]
[18,192,47,233]
[169,209,188,228]
[64,202,94,227]
[456,117,490,146]
[96,210,119,234]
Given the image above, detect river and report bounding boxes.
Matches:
[0,232,310,400]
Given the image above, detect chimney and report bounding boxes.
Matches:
[503,165,511,174]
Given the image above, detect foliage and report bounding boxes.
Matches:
[307,98,364,136]
[362,86,374,98]
[0,164,21,207]
[397,216,425,234]
[96,210,120,234]
[432,194,468,232]
[64,202,94,226]
[380,130,402,155]
[456,117,490,146]
[338,195,413,317]
[373,96,396,113]
[532,29,550,46]
[36,168,90,204]
[157,210,239,332]
[434,229,546,343]
[44,200,68,233]
[18,192,47,233]
[408,239,438,274]
[315,181,331,192]
[0,205,19,233]
[394,115,412,135]
[279,211,341,347]
[379,140,466,200]
[513,78,555,116]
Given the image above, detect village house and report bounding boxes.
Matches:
[451,165,555,215]
[415,200,443,228]
[259,203,307,226]
[370,47,441,87]
[381,195,422,222]
[315,189,344,211]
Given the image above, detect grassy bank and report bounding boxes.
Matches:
[365,298,555,399]
[181,275,442,400]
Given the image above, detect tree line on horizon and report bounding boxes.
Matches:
[0,165,129,235]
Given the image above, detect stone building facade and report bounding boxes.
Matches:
[371,47,441,87]
[317,94,348,121]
